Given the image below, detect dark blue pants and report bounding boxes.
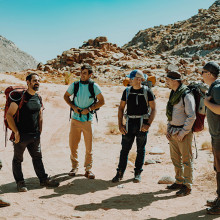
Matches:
[117,121,148,174]
[13,133,48,183]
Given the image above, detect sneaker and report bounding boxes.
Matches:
[17,181,28,192]
[40,177,59,187]
[207,205,220,215]
[176,185,191,197]
[68,168,78,177]
[133,173,141,183]
[112,171,123,183]
[85,171,95,179]
[207,197,219,207]
[0,198,10,207]
[166,183,182,190]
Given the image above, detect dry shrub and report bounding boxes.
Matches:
[156,121,167,136]
[106,122,120,135]
[64,72,73,85]
[201,141,212,151]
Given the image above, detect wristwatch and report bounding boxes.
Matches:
[88,107,92,112]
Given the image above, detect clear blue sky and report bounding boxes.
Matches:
[0,0,215,63]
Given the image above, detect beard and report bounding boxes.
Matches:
[33,85,39,91]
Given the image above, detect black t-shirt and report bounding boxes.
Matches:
[15,92,42,134]
[121,87,155,116]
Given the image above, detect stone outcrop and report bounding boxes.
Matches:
[3,2,219,86]
[0,35,38,72]
[123,1,220,57]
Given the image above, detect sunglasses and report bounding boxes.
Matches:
[201,70,209,75]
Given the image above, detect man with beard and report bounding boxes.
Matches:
[6,73,59,192]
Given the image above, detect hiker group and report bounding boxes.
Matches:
[1,62,220,215]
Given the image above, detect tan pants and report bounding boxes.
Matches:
[169,131,193,189]
[69,119,93,172]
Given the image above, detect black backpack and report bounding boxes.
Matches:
[70,80,99,121]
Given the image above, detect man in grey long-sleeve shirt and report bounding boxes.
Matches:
[165,71,196,197]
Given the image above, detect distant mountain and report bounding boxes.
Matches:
[0,35,38,72]
[123,0,220,57]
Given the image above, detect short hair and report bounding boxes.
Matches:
[81,64,93,74]
[26,73,39,81]
[203,62,219,77]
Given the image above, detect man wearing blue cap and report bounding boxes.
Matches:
[112,70,156,183]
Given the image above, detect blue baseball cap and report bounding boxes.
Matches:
[126,70,146,80]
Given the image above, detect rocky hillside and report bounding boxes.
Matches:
[0,35,38,72]
[3,1,220,87]
[123,1,220,57]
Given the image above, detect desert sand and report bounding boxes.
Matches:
[0,73,217,220]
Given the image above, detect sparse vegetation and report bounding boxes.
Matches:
[64,71,73,85]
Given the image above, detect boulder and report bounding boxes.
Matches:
[149,147,165,155]
[158,176,175,184]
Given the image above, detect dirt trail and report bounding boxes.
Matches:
[0,73,216,220]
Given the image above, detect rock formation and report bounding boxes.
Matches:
[0,35,38,72]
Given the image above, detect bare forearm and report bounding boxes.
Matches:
[148,109,156,125]
[64,95,75,109]
[118,108,124,126]
[205,101,220,115]
[6,115,18,134]
[91,99,104,111]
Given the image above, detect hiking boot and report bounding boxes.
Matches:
[17,181,28,192]
[176,185,191,197]
[40,177,59,187]
[0,198,10,207]
[207,205,220,215]
[133,173,141,183]
[207,197,219,207]
[85,171,95,179]
[112,171,123,183]
[68,168,78,177]
[166,183,182,190]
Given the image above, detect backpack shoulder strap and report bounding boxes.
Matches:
[182,89,191,108]
[73,81,80,98]
[126,86,132,103]
[142,85,149,106]
[88,80,96,99]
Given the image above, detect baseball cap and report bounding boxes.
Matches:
[126,70,145,79]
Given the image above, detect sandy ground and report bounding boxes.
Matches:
[0,73,218,220]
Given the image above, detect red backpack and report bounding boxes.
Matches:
[4,86,43,146]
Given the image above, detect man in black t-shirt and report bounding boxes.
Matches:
[6,73,59,192]
[112,70,156,183]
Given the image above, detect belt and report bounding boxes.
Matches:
[170,125,184,128]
